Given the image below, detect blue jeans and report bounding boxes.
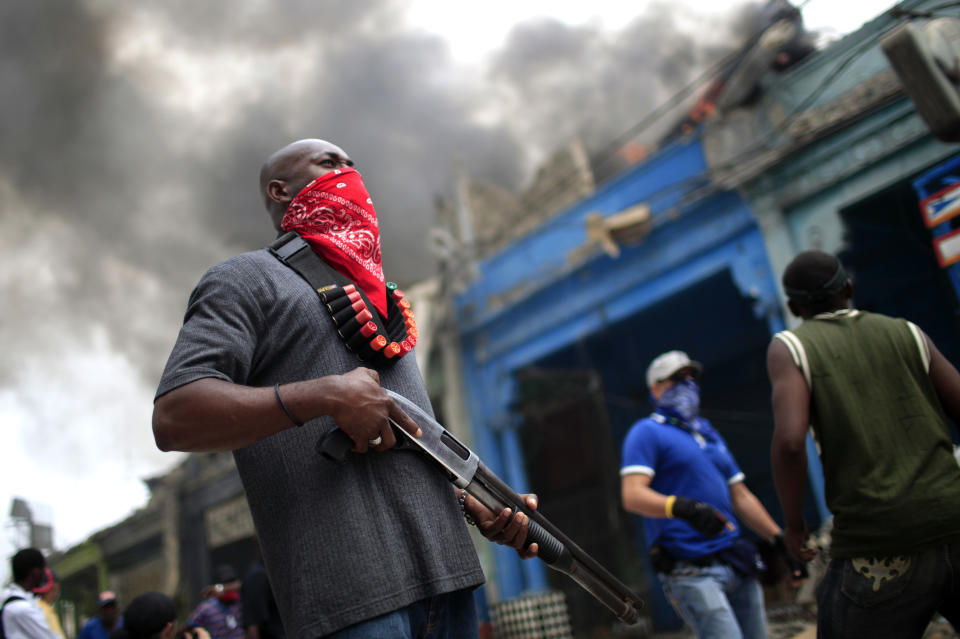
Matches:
[816,543,960,639]
[659,562,767,639]
[326,588,478,639]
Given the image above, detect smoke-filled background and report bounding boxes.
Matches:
[0,0,890,565]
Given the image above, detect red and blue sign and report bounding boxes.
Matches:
[919,181,960,228]
[915,155,960,286]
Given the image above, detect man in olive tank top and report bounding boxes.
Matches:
[768,250,960,638]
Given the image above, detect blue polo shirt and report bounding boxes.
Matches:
[77,616,121,639]
[621,412,744,560]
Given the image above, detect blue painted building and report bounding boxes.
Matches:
[452,137,791,631]
[447,0,960,633]
[730,0,960,368]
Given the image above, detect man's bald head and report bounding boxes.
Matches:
[259,139,353,231]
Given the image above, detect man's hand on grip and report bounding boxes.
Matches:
[327,367,421,452]
[464,492,540,559]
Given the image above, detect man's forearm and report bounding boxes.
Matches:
[767,340,812,529]
[153,367,411,454]
[771,438,807,528]
[152,376,339,452]
[621,478,670,518]
[730,483,781,542]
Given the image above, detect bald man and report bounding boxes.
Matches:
[153,139,536,638]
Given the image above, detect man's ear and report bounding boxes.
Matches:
[787,299,802,318]
[266,179,290,204]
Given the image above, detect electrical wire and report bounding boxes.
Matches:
[586,0,825,180]
[458,2,910,261]
[450,4,811,257]
[672,21,893,198]
[894,1,960,18]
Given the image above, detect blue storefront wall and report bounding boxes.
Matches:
[453,136,787,602]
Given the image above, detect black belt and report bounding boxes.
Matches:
[681,553,723,568]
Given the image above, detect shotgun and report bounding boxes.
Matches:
[316,388,644,625]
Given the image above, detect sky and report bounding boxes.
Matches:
[0,0,897,580]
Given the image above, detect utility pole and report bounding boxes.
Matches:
[6,497,54,553]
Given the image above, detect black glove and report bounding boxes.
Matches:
[671,496,730,538]
[773,533,808,579]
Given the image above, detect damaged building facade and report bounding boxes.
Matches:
[436,0,960,633]
[50,453,254,634]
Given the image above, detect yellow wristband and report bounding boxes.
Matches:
[664,495,677,519]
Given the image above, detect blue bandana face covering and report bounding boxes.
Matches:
[655,379,701,425]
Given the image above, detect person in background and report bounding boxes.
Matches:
[186,566,243,639]
[111,592,210,639]
[1,548,59,639]
[31,569,64,639]
[769,250,960,638]
[621,351,802,639]
[241,555,283,639]
[78,592,122,639]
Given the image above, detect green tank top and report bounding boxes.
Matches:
[775,310,960,558]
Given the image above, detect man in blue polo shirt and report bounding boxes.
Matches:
[621,351,796,639]
[77,592,121,639]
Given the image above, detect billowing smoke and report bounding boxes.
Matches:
[0,0,764,549]
[488,2,769,169]
[489,9,704,156]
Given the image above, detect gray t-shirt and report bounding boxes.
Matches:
[156,249,484,638]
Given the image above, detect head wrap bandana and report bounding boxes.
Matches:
[281,167,387,317]
[784,260,850,305]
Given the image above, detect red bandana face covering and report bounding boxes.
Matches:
[281,167,387,316]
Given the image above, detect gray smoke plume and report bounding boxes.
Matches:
[0,0,765,549]
[488,2,767,167]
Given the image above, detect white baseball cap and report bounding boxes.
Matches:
[646,350,703,388]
